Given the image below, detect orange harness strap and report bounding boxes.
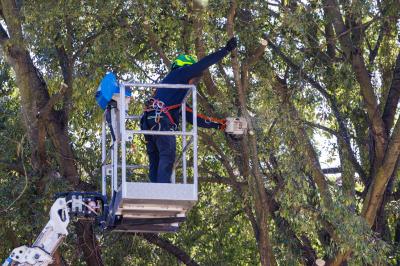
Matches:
[144,98,226,129]
[185,106,227,129]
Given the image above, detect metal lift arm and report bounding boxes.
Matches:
[3,198,69,266]
[3,192,107,266]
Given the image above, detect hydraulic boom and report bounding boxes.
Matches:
[3,192,107,266]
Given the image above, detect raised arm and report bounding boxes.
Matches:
[179,37,237,80]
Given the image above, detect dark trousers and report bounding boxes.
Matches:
[141,112,176,183]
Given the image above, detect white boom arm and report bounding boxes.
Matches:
[3,192,106,266]
[3,198,70,266]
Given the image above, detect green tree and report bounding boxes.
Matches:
[0,0,399,265]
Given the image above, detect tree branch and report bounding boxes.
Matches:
[268,198,320,264]
[330,90,400,265]
[140,233,199,266]
[72,29,107,62]
[228,3,278,265]
[200,174,247,188]
[303,120,339,137]
[199,131,237,178]
[75,221,104,266]
[324,14,336,60]
[201,172,319,264]
[241,39,268,94]
[141,20,171,68]
[274,77,334,208]
[126,53,157,82]
[246,39,268,68]
[72,4,124,62]
[266,37,367,181]
[0,160,25,176]
[368,21,385,66]
[393,189,400,201]
[322,0,353,57]
[200,169,260,241]
[217,62,234,90]
[382,53,400,133]
[323,0,387,167]
[193,11,219,96]
[0,0,23,42]
[362,115,400,224]
[0,22,9,44]
[322,167,342,174]
[55,37,74,118]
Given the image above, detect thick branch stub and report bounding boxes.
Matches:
[38,83,68,119]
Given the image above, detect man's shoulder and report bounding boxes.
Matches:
[161,69,189,84]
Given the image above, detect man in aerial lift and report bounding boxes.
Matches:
[140,37,238,183]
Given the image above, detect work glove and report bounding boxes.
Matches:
[225,37,237,52]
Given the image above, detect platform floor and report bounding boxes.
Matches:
[110,182,197,233]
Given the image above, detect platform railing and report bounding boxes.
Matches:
[101,83,198,201]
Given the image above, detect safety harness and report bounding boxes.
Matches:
[144,98,226,130]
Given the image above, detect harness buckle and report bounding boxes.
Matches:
[144,98,181,127]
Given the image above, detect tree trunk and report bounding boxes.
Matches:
[226,2,276,261]
[396,220,400,266]
[76,221,104,266]
[0,1,103,264]
[246,132,277,266]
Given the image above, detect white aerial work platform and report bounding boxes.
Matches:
[102,82,199,233]
[2,78,248,265]
[2,82,199,265]
[2,69,250,264]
